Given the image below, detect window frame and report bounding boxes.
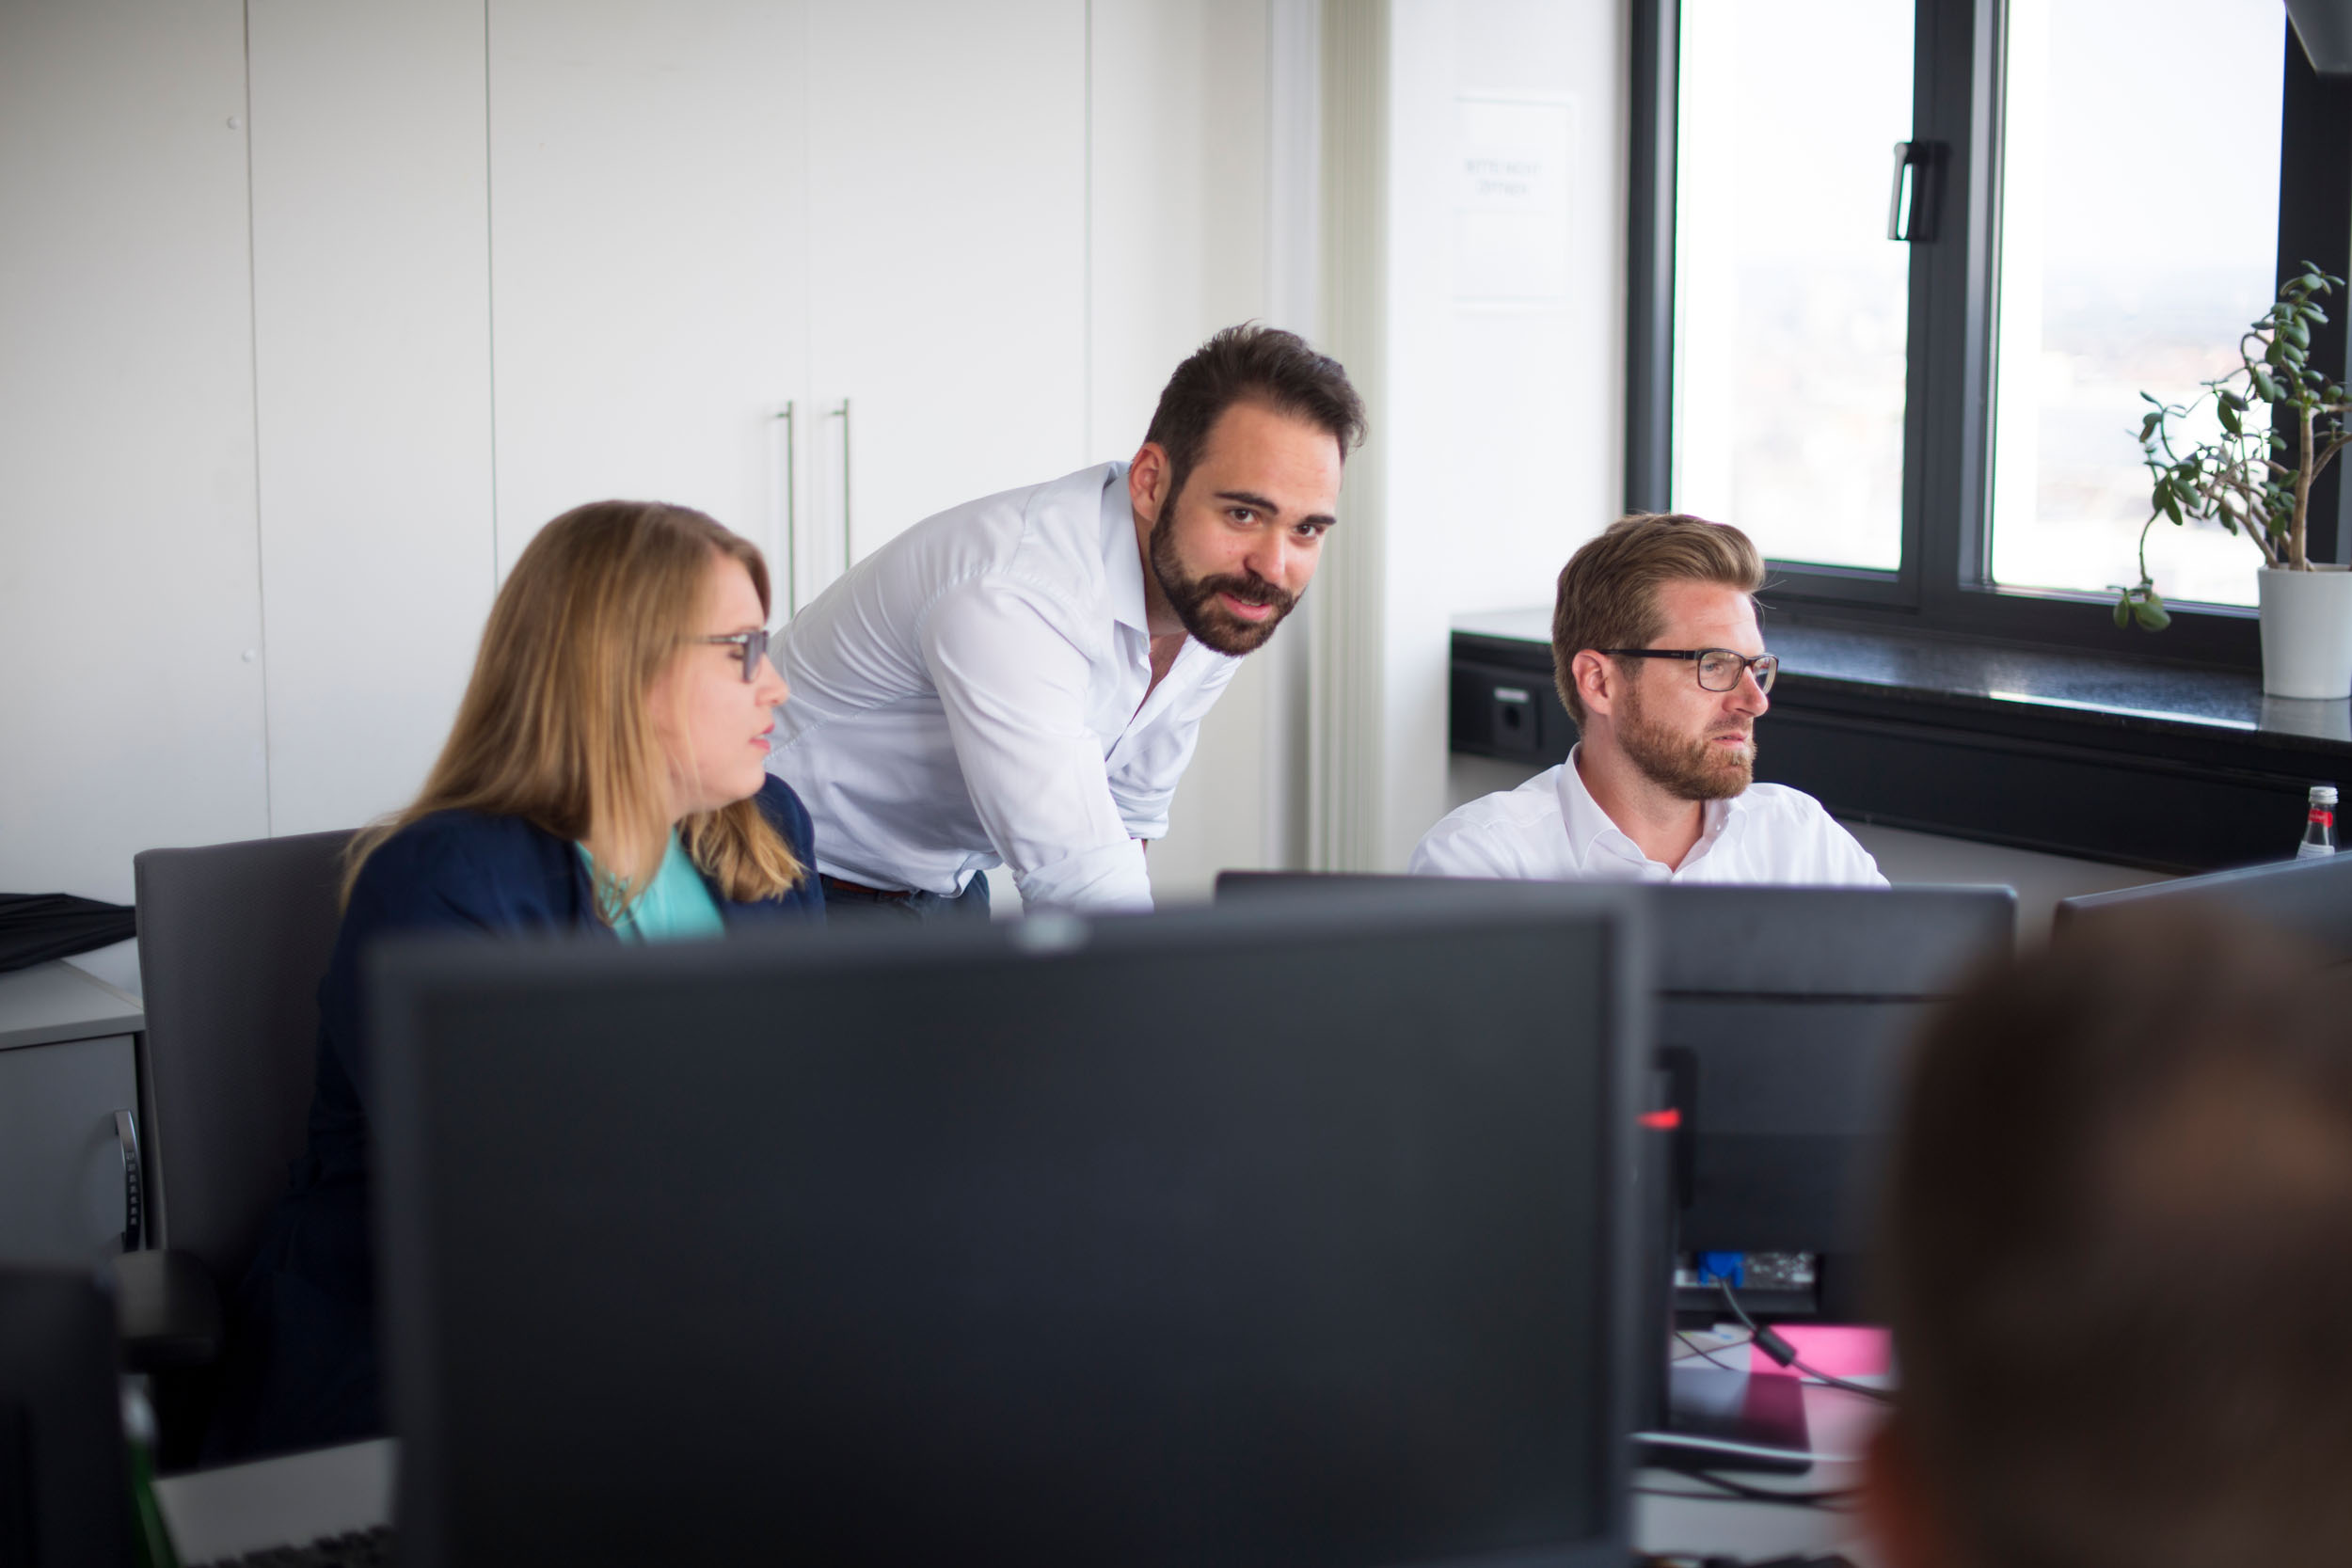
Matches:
[1626,0,2352,672]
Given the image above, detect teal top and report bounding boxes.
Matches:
[576,830,727,942]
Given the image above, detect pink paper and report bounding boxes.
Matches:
[1749,1323,1892,1379]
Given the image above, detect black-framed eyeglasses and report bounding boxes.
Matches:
[697,626,774,683]
[1596,647,1778,694]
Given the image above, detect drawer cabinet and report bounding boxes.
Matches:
[0,962,145,1266]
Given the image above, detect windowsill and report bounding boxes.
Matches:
[1451,609,2352,752]
[1449,611,2348,872]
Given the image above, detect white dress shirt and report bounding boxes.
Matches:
[1409,746,1887,885]
[769,462,1239,911]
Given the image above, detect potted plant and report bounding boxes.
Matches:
[2116,263,2352,698]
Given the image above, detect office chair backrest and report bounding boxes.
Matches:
[134,831,353,1285]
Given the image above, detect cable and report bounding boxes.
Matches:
[1673,1328,1753,1375]
[1647,1465,1859,1510]
[1678,1320,1881,1401]
[1712,1278,1895,1404]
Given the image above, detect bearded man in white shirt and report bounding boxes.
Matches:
[771,325,1364,918]
[1411,513,1885,885]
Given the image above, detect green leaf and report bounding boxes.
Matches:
[2114,594,2133,629]
[2133,596,2172,631]
[2282,316,2311,349]
[2140,389,2162,405]
[2221,401,2242,436]
[2255,368,2283,402]
[2139,411,2163,442]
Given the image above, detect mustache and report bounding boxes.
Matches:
[1198,573,1295,612]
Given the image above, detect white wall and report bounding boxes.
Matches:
[1320,0,1628,872]
[248,0,499,838]
[2,2,269,996]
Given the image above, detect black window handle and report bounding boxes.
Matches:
[1886,140,1937,243]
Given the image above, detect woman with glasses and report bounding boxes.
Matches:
[209,500,823,1460]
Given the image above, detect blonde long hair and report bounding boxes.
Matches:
[343,500,803,911]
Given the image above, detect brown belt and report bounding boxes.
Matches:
[818,873,917,900]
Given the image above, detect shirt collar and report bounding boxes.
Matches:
[1555,744,1749,872]
[1100,462,1152,637]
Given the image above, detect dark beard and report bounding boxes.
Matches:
[1148,507,1297,656]
[1617,680,1755,801]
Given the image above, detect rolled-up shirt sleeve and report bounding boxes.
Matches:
[919,575,1152,913]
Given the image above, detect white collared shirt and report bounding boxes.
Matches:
[1409,746,1887,886]
[768,462,1239,911]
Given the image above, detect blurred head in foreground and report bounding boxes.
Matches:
[1867,910,2352,1568]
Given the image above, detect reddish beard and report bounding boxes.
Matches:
[1616,678,1755,801]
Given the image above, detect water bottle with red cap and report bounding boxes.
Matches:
[2297,784,2337,860]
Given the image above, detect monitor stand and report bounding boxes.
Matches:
[1634,1364,1812,1474]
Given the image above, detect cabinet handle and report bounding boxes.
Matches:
[774,401,799,614]
[830,398,854,571]
[114,1109,144,1252]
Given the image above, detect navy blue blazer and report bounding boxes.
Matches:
[208,778,823,1461]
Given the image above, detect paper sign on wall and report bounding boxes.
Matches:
[1455,95,1574,304]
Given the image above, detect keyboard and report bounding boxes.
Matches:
[189,1525,393,1568]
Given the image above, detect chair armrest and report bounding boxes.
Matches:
[108,1249,225,1371]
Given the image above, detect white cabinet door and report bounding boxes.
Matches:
[0,1,268,902]
[247,0,498,836]
[803,2,1089,586]
[488,0,810,585]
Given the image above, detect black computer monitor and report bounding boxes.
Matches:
[1216,873,2016,1317]
[372,891,1646,1567]
[1215,873,2013,1469]
[1644,883,2014,1312]
[2055,852,2352,960]
[0,1268,135,1567]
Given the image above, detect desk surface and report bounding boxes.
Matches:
[1634,1379,1882,1565]
[0,960,142,1052]
[156,1389,1880,1567]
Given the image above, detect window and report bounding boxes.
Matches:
[1629,0,2349,667]
[1672,0,1914,573]
[1987,0,2282,609]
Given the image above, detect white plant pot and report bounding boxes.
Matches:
[2258,563,2352,699]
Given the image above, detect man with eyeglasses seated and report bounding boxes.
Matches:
[1410,513,1884,885]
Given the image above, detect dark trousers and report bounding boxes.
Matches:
[818,873,993,925]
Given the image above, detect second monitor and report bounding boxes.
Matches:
[1216,873,2018,1321]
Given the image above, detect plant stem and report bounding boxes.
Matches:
[2294,401,2314,569]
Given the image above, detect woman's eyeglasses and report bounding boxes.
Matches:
[697,627,774,683]
[1595,647,1778,694]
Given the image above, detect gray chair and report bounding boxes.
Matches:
[114,830,352,1456]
